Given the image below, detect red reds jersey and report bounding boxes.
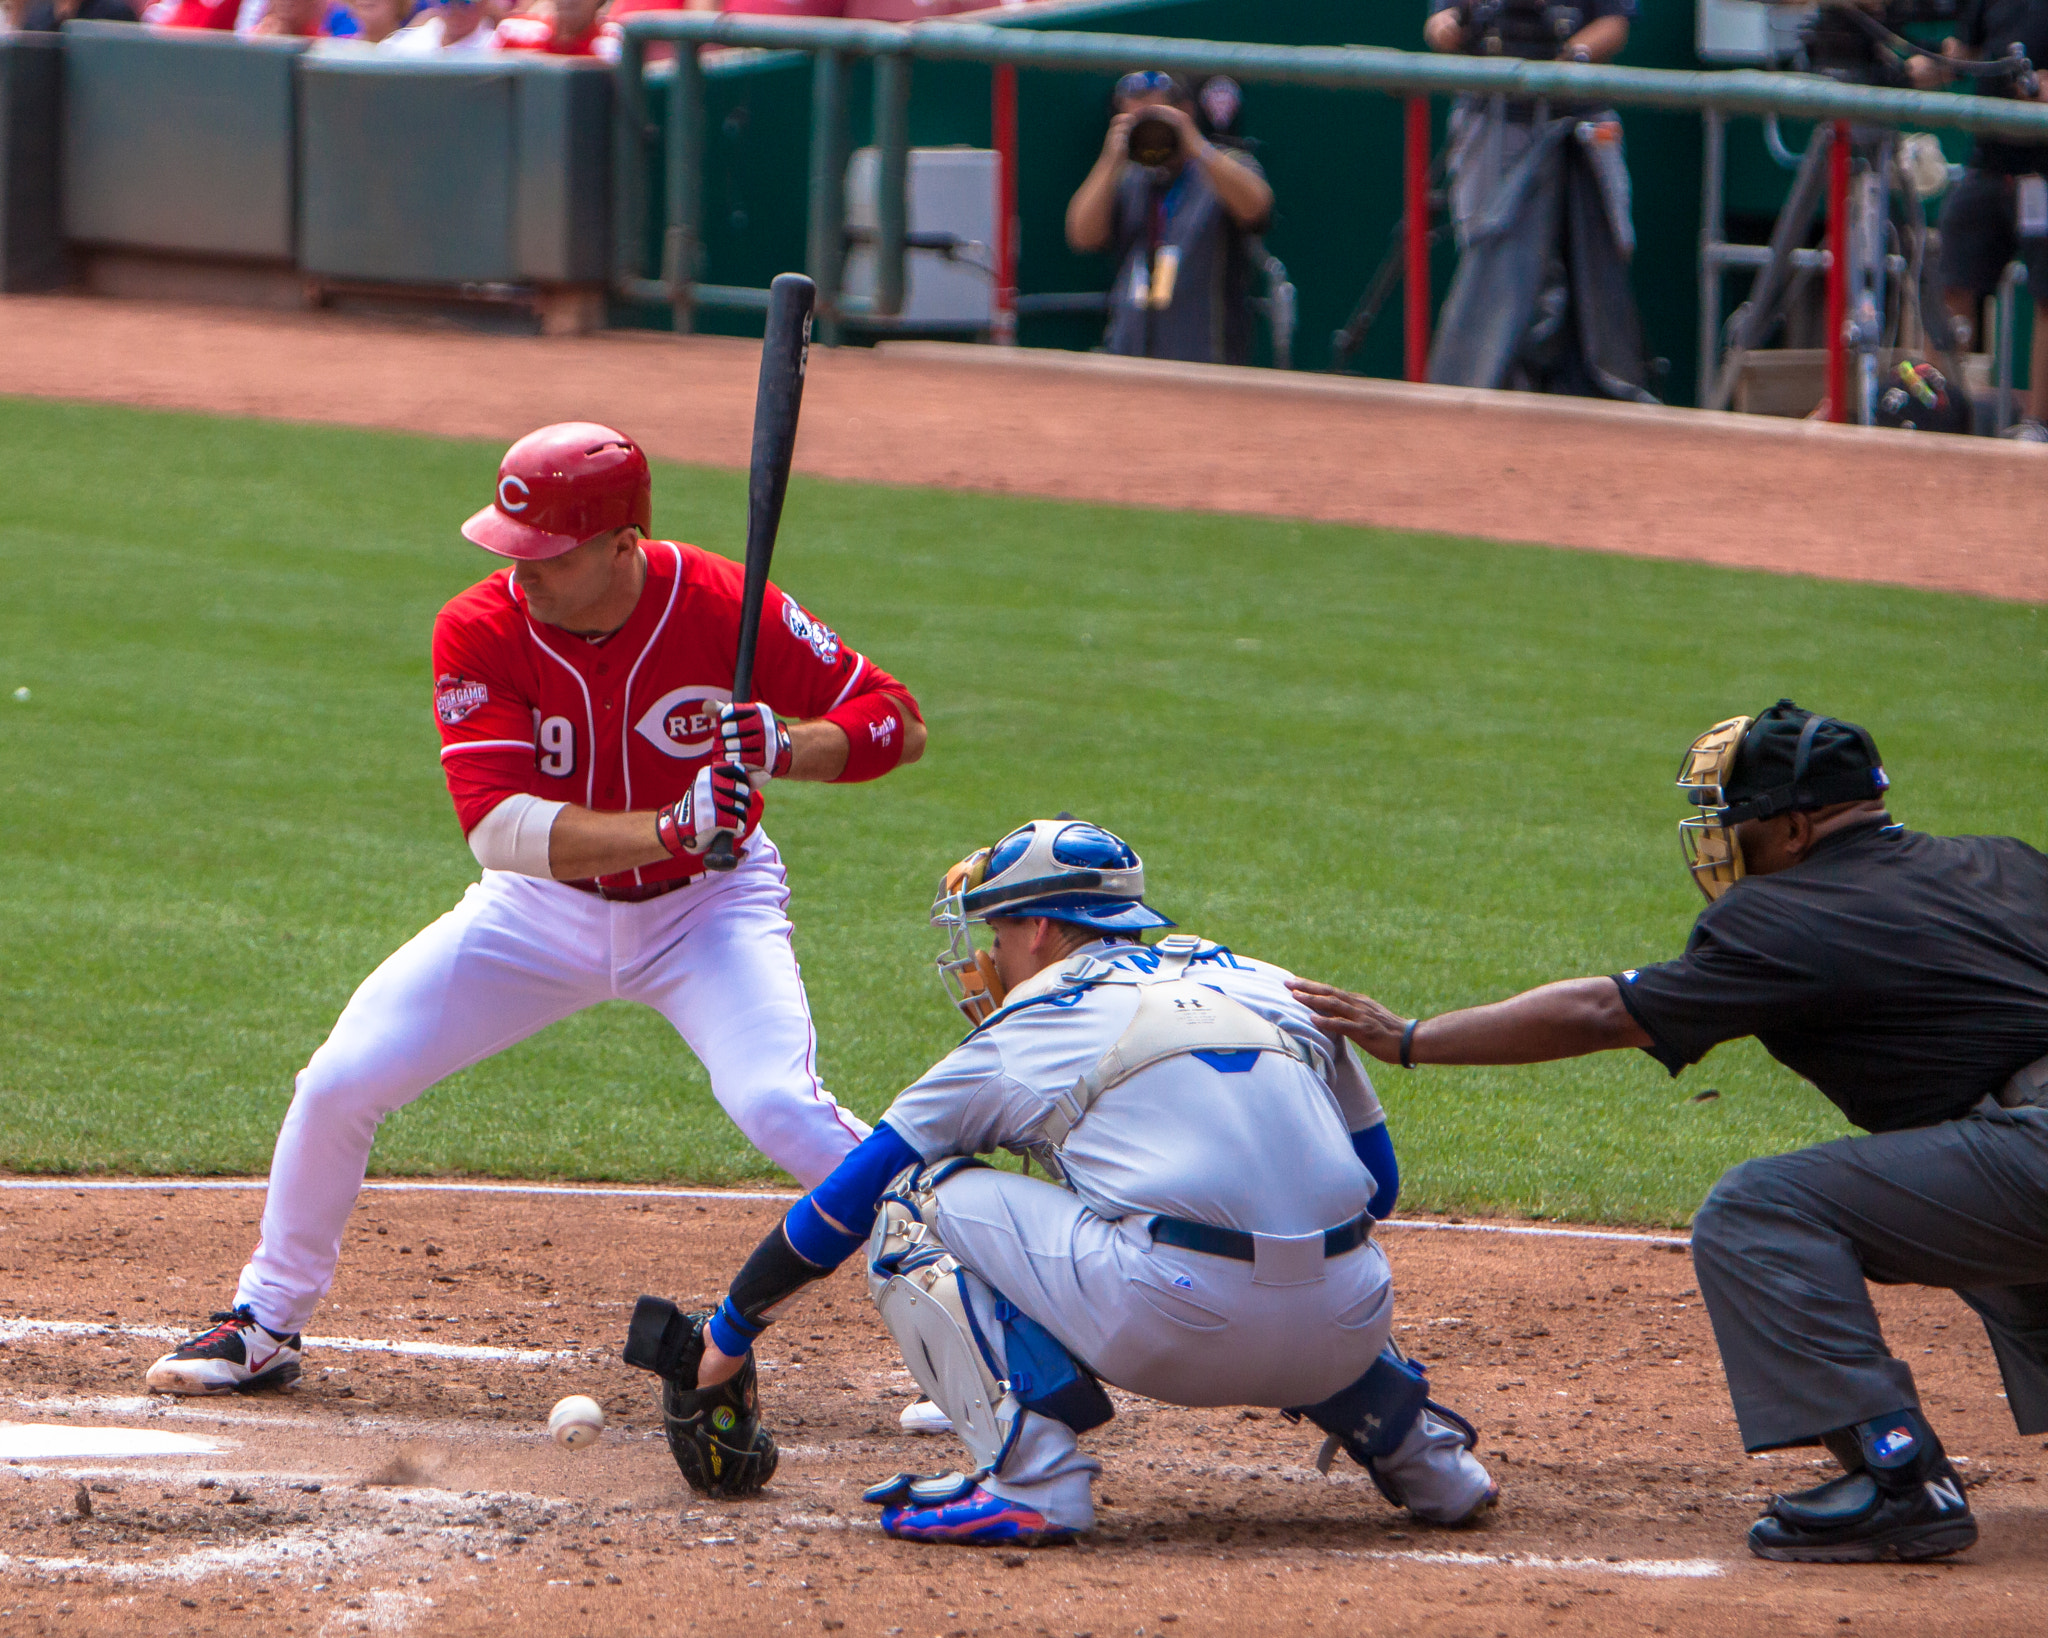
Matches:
[433,541,920,891]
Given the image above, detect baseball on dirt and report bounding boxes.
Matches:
[548,1394,605,1448]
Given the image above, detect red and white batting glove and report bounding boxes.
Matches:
[716,702,794,780]
[656,764,753,857]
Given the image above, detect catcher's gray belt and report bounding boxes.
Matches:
[1997,1051,2048,1110]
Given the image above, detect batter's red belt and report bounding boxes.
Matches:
[567,875,699,904]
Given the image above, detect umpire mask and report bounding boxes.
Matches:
[1676,701,1889,902]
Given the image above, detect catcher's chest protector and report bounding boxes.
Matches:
[1032,970,1311,1149]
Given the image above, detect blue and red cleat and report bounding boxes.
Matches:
[880,1485,1075,1546]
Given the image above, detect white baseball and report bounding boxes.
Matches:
[548,1394,605,1449]
[11,688,28,703]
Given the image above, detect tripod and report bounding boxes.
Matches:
[1701,117,1951,422]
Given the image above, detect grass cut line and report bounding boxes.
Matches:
[4,399,2043,1222]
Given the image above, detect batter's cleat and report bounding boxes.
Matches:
[1747,1461,1977,1563]
[880,1485,1076,1547]
[145,1307,303,1396]
[899,1398,954,1435]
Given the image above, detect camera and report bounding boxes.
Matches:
[1127,113,1183,168]
[1724,0,1966,86]
[1463,0,1586,59]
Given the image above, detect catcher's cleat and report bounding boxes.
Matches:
[879,1484,1076,1547]
[899,1398,954,1435]
[1747,1460,1977,1563]
[146,1307,302,1396]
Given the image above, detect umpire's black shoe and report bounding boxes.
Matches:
[1747,1459,1977,1563]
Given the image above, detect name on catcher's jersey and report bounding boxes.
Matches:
[431,540,917,891]
[881,941,1384,1237]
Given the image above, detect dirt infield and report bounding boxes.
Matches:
[2,293,2044,604]
[0,1182,2042,1636]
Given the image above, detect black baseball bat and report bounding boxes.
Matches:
[705,271,816,872]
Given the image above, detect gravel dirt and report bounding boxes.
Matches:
[1,293,2043,604]
[0,1183,2041,1636]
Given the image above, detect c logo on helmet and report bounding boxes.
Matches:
[498,475,531,514]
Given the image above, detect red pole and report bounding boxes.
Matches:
[1824,120,1850,423]
[1403,95,1430,383]
[992,64,1019,347]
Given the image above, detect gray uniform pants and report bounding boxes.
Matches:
[1690,1100,2048,1452]
[920,1166,1462,1530]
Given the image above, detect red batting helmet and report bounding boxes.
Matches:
[461,423,652,560]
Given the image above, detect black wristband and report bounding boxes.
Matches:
[1400,1018,1420,1070]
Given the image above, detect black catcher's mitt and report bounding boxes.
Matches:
[623,1296,779,1497]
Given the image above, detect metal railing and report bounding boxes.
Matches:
[614,14,2048,389]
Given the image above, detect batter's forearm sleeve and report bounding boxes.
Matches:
[706,1122,921,1356]
[1351,1120,1399,1220]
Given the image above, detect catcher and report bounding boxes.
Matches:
[1292,701,2048,1564]
[621,818,1496,1543]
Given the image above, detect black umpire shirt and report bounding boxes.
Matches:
[1959,0,2048,175]
[1614,819,2048,1133]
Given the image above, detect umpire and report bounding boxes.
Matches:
[1291,700,2048,1563]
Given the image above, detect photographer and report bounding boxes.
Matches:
[1908,0,2048,440]
[1423,0,1655,400]
[1065,71,1275,365]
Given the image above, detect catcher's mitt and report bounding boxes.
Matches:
[624,1296,778,1498]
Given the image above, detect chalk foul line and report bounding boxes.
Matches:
[0,1177,1692,1246]
[0,1318,576,1365]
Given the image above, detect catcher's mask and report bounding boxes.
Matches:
[931,817,1175,1024]
[1676,700,1888,902]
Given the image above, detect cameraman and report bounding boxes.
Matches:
[1908,0,2048,440]
[1423,0,1655,399]
[1066,71,1275,365]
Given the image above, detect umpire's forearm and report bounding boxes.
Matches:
[1413,977,1650,1064]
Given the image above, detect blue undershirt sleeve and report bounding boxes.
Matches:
[785,1121,921,1265]
[1351,1121,1400,1220]
[706,1122,923,1358]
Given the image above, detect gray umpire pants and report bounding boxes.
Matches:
[1690,1099,2048,1452]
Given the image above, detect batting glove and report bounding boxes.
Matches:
[716,701,794,779]
[656,763,753,857]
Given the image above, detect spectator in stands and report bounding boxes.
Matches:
[150,0,241,26]
[1907,3,2048,440]
[594,0,697,63]
[8,0,138,27]
[1422,0,1654,401]
[495,0,602,53]
[385,0,497,48]
[245,0,353,32]
[1064,69,1274,366]
[342,0,407,38]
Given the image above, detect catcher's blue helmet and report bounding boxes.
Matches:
[931,818,1173,1024]
[958,819,1174,933]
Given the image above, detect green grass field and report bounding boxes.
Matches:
[1,396,2041,1223]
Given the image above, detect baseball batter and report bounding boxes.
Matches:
[147,423,924,1395]
[622,819,1496,1544]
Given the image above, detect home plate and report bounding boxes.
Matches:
[0,1423,221,1461]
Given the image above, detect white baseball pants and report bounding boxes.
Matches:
[235,836,867,1333]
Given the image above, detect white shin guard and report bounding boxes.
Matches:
[867,1167,1100,1530]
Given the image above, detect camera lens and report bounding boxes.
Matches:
[1127,114,1180,168]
